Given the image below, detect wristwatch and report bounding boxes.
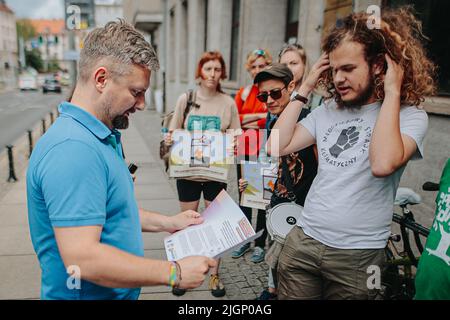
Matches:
[292,94,309,104]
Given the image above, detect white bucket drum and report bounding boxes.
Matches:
[266,202,303,244]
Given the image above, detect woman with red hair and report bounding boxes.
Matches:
[167,51,241,298]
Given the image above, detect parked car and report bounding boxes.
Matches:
[18,74,38,91]
[59,73,71,86]
[37,74,47,87]
[42,78,62,94]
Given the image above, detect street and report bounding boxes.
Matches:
[0,89,66,153]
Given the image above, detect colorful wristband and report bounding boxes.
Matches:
[169,262,177,288]
[169,261,182,288]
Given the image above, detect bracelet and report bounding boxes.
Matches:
[174,260,182,284]
[168,262,177,288]
[292,93,309,104]
[168,261,182,288]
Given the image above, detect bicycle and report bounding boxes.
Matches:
[379,181,439,300]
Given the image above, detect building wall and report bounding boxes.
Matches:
[25,20,78,73]
[132,0,444,113]
[123,0,292,111]
[297,0,325,63]
[0,8,18,89]
[354,0,382,13]
[95,0,124,27]
[163,0,290,111]
[123,0,164,110]
[0,9,17,55]
[123,0,162,21]
[40,35,65,63]
[233,0,287,87]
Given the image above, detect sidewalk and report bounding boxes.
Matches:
[423,96,450,116]
[0,108,269,300]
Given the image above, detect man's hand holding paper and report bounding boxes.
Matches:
[164,190,263,261]
[166,210,205,234]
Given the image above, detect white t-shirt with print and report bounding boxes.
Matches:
[298,100,428,249]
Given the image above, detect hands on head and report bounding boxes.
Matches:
[383,54,404,97]
[298,53,331,97]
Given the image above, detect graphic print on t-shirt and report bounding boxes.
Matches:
[427,189,450,266]
[329,126,359,158]
[320,117,372,168]
[187,115,221,131]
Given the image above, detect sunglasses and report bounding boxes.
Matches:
[256,87,286,103]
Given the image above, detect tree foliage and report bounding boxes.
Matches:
[16,19,36,41]
[25,49,44,72]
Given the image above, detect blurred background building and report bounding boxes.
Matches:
[0,0,18,91]
[27,19,68,72]
[95,0,124,27]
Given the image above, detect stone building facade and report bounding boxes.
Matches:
[0,0,18,90]
[125,0,449,112]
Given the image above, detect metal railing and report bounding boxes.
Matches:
[2,111,57,183]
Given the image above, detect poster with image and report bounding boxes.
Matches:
[240,161,278,210]
[169,130,235,183]
[190,135,211,167]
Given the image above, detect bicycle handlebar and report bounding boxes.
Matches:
[392,213,429,237]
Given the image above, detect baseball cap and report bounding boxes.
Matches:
[254,63,293,86]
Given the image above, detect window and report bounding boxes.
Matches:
[229,0,241,81]
[286,0,300,43]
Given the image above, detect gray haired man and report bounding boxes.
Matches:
[27,20,215,300]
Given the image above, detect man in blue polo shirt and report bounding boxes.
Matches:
[27,20,215,300]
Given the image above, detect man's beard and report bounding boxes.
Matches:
[338,74,375,109]
[112,115,129,130]
[102,97,130,130]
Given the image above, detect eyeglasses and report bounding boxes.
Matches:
[256,87,286,103]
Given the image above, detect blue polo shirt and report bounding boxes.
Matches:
[27,102,144,300]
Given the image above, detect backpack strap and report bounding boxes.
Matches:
[181,89,196,129]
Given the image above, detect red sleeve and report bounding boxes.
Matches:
[235,87,245,123]
[257,117,266,129]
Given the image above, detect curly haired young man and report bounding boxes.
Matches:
[268,7,437,300]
